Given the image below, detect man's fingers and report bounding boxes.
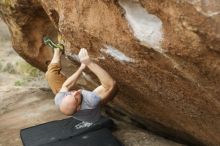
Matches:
[84,49,88,56]
[80,48,87,57]
[81,49,84,56]
[78,48,83,60]
[78,48,89,63]
[82,49,86,57]
[78,49,81,57]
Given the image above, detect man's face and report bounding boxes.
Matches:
[60,90,82,115]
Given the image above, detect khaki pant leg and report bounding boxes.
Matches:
[45,63,67,94]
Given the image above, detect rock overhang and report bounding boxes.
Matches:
[0,0,220,146]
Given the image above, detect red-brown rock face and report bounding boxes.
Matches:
[0,0,220,145]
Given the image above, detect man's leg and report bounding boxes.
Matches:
[45,49,67,94]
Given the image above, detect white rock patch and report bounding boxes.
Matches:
[100,45,134,63]
[119,0,164,53]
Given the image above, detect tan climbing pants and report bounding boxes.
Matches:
[45,63,67,94]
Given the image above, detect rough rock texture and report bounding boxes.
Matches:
[0,0,220,146]
[0,25,184,146]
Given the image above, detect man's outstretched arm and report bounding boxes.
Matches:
[60,64,85,92]
[78,48,117,104]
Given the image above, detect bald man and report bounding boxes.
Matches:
[45,48,116,123]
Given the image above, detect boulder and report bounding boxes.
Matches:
[0,0,220,145]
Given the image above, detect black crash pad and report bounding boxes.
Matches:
[20,116,122,146]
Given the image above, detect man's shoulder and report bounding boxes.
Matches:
[81,90,101,110]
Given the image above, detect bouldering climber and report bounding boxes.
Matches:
[45,44,116,123]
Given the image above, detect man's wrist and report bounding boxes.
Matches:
[79,64,86,70]
[86,60,93,67]
[82,58,92,66]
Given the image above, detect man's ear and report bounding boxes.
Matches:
[76,90,81,94]
[76,105,81,111]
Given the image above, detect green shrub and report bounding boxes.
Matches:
[15,60,43,77]
[0,61,2,71]
[14,80,25,86]
[3,62,16,73]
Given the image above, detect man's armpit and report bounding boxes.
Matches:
[93,85,116,104]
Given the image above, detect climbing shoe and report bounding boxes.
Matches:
[43,36,65,54]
